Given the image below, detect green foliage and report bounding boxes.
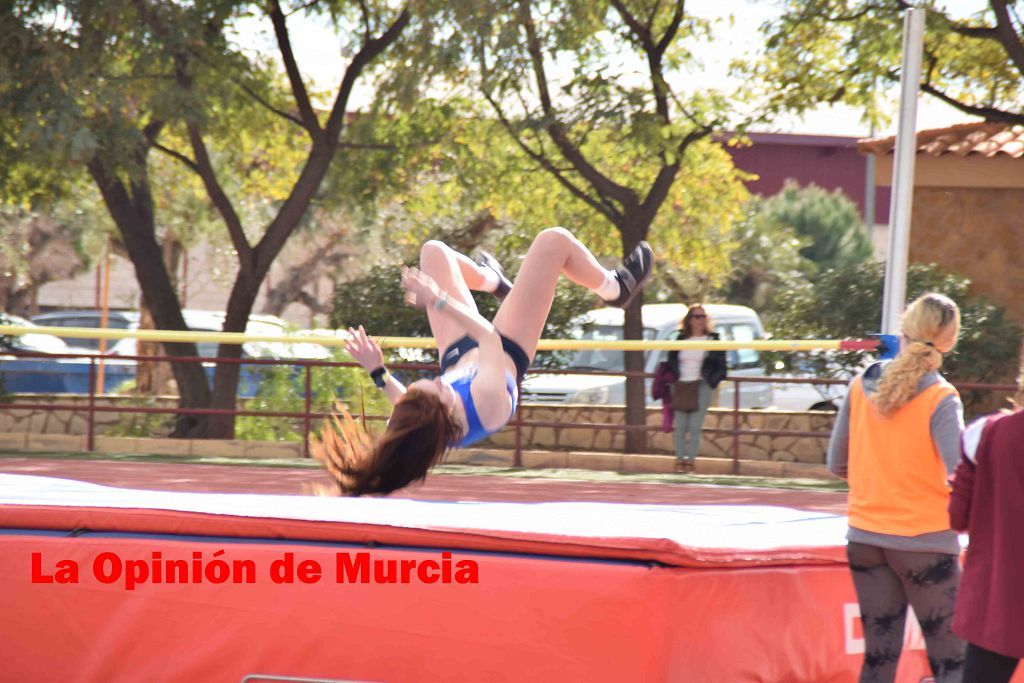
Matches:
[767,262,1024,390]
[751,1,1024,126]
[714,197,812,309]
[103,397,176,438]
[235,350,392,442]
[757,181,873,273]
[712,182,870,311]
[384,2,753,301]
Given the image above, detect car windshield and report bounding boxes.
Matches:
[563,324,658,372]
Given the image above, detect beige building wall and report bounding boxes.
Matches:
[908,186,1024,324]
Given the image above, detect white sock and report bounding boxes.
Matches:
[478,267,500,293]
[594,270,621,300]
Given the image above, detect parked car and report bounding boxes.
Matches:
[519,303,774,409]
[1,313,132,393]
[766,357,849,412]
[20,309,330,395]
[30,309,328,359]
[1,314,71,355]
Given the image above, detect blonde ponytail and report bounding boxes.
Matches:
[871,293,960,417]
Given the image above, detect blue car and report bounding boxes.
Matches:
[20,309,330,397]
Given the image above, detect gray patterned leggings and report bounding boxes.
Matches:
[847,542,965,683]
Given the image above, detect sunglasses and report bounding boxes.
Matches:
[690,314,707,319]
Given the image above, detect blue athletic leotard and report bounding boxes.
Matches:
[441,365,518,448]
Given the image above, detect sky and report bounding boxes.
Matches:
[232,0,991,139]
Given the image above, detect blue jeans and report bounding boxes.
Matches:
[673,380,713,462]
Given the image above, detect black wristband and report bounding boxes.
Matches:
[369,366,388,388]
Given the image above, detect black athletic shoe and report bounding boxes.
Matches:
[476,250,513,302]
[604,241,654,309]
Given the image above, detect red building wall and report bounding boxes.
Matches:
[726,133,891,225]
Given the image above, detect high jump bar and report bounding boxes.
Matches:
[0,324,880,353]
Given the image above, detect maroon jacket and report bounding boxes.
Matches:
[949,410,1024,658]
[651,361,675,433]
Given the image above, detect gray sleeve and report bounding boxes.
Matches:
[827,390,853,479]
[930,393,965,475]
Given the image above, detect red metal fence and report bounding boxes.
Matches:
[0,350,1016,474]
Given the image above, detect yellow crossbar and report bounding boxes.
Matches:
[1,324,849,352]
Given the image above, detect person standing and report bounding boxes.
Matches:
[665,305,727,473]
[827,292,966,682]
[949,346,1024,683]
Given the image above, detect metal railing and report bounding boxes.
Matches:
[0,349,1016,474]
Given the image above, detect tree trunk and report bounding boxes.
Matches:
[204,271,260,439]
[88,160,212,436]
[619,219,649,454]
[137,236,183,395]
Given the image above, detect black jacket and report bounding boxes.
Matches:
[665,331,728,389]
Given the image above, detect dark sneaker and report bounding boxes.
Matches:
[476,250,512,302]
[604,241,654,308]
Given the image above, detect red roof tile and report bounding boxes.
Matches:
[858,122,1024,158]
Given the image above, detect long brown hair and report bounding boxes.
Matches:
[310,388,464,496]
[679,305,714,340]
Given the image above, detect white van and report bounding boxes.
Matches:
[520,303,773,408]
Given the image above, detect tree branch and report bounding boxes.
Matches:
[609,0,685,130]
[234,78,305,128]
[324,9,410,143]
[917,80,1024,125]
[255,8,410,280]
[640,126,712,223]
[944,20,999,40]
[518,0,639,210]
[654,0,686,60]
[268,0,322,136]
[482,88,623,223]
[184,121,254,270]
[357,0,372,40]
[989,0,1024,75]
[152,142,200,173]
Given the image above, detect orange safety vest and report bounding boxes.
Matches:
[847,376,957,536]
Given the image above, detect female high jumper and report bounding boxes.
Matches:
[311,227,654,496]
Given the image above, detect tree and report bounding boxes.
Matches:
[756,181,873,273]
[713,198,811,310]
[755,1,1024,125]
[402,0,752,450]
[0,209,90,316]
[1,1,411,437]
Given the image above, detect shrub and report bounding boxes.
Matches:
[766,262,1023,404]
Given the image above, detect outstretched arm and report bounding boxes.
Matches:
[401,267,511,422]
[344,325,406,405]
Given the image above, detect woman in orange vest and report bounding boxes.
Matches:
[828,293,966,682]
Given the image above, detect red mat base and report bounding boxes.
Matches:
[0,474,1008,682]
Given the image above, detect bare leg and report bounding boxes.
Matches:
[419,240,494,353]
[492,227,612,361]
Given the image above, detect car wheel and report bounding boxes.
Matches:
[810,401,839,412]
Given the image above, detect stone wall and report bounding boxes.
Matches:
[484,405,835,464]
[0,396,837,465]
[910,187,1024,325]
[0,395,180,436]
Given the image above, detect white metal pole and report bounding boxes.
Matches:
[881,8,926,334]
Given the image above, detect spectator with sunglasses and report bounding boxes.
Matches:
[664,305,727,473]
